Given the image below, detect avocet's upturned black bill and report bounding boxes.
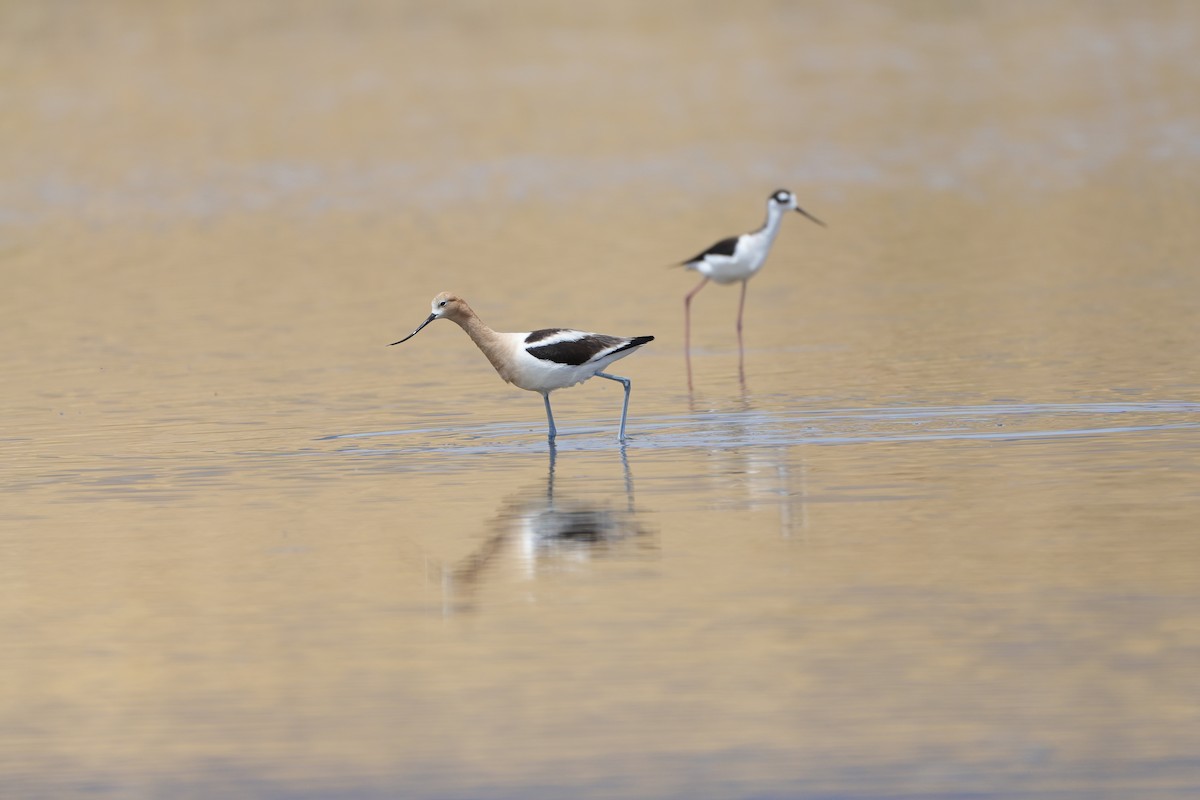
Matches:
[676,188,825,386]
[390,292,654,442]
[389,314,436,345]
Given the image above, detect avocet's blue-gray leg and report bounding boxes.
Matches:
[596,372,632,441]
[542,392,557,441]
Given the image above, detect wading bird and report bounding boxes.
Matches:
[390,293,654,442]
[677,189,824,385]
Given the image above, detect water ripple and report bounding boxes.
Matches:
[319,401,1200,457]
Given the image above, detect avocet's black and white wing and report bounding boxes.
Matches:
[524,328,654,367]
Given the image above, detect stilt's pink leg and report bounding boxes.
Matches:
[684,276,709,390]
[736,280,748,384]
[736,280,748,351]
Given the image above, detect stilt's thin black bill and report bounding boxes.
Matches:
[795,206,826,227]
[389,314,436,346]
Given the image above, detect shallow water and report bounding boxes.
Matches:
[3,2,1200,798]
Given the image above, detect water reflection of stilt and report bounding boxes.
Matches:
[771,447,807,538]
[441,444,651,614]
[687,380,751,417]
[722,444,806,540]
[687,392,808,539]
[686,352,751,398]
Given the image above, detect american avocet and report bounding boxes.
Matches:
[678,189,824,382]
[390,293,654,442]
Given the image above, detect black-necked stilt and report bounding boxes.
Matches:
[390,293,654,442]
[678,189,824,383]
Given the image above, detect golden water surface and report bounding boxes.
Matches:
[3,2,1200,798]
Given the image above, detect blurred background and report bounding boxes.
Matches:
[3,2,1199,798]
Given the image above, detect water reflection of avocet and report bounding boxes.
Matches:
[441,444,653,613]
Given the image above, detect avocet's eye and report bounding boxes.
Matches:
[438,300,448,308]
